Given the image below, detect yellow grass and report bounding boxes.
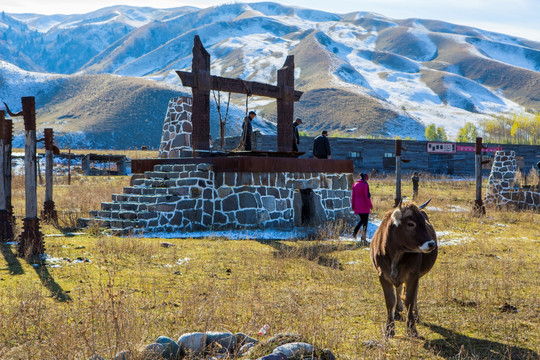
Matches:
[0,172,538,359]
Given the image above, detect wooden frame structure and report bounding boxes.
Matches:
[176,35,303,155]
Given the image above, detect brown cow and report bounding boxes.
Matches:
[370,199,437,337]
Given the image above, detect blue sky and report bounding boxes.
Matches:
[3,0,540,42]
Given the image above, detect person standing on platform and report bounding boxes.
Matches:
[292,118,302,152]
[242,111,256,150]
[351,173,373,243]
[313,130,332,159]
[411,171,420,200]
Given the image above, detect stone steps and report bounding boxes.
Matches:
[78,164,215,233]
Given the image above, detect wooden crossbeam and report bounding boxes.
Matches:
[176,71,303,101]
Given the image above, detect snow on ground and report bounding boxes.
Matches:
[468,38,540,72]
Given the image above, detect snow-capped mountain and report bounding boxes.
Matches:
[1,2,539,148]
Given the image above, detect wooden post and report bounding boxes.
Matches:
[277,56,295,152]
[394,139,402,207]
[41,128,57,223]
[191,36,211,156]
[18,96,44,259]
[68,148,71,185]
[0,111,13,242]
[3,119,14,227]
[473,137,486,215]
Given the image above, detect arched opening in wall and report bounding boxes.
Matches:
[300,188,315,225]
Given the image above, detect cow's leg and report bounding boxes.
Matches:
[394,284,404,321]
[404,277,420,337]
[379,276,396,337]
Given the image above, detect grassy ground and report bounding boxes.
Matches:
[0,174,538,359]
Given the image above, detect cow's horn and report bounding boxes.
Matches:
[3,102,23,117]
[418,198,432,210]
[396,198,402,209]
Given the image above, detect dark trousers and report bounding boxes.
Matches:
[245,136,252,151]
[353,213,369,238]
[293,141,298,152]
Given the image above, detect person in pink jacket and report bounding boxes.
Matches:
[351,173,373,242]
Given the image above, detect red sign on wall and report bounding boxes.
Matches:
[457,145,502,153]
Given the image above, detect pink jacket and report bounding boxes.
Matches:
[351,179,373,214]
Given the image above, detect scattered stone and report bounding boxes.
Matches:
[140,343,165,359]
[272,342,315,358]
[87,356,105,360]
[238,342,256,356]
[177,332,205,356]
[362,340,384,349]
[235,332,258,347]
[160,242,175,248]
[257,354,288,360]
[156,335,181,359]
[500,302,518,313]
[114,350,133,360]
[205,331,237,353]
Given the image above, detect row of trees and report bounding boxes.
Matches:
[424,113,540,145]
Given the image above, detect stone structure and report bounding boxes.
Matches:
[159,97,192,158]
[485,150,539,210]
[81,163,352,233]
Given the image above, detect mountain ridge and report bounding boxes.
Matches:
[1,2,539,148]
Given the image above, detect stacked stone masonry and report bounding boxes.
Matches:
[159,97,193,158]
[83,163,353,234]
[485,150,539,210]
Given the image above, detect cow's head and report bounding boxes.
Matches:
[390,199,436,253]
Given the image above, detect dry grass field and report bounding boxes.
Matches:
[0,172,538,359]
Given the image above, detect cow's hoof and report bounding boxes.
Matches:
[384,325,395,338]
[407,327,418,338]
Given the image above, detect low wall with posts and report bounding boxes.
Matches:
[159,97,193,158]
[84,163,353,233]
[485,150,540,209]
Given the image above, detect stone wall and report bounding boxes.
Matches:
[485,150,539,210]
[84,163,353,233]
[159,97,192,158]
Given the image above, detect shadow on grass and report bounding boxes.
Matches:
[256,239,364,270]
[1,243,24,275]
[32,264,72,302]
[423,322,538,360]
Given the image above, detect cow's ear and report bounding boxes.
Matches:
[391,208,402,226]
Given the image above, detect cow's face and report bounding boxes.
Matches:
[391,205,436,253]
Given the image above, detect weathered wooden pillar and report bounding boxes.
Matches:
[0,111,13,242]
[41,128,57,223]
[191,35,211,156]
[394,139,402,207]
[3,118,14,226]
[68,148,71,185]
[277,56,295,152]
[473,137,486,215]
[18,97,44,259]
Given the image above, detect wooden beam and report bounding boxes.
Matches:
[176,71,303,101]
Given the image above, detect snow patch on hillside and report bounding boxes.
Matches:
[467,38,540,71]
[407,28,438,61]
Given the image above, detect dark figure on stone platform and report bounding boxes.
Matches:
[293,118,302,152]
[352,173,373,243]
[411,171,420,200]
[242,111,255,150]
[313,130,331,159]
